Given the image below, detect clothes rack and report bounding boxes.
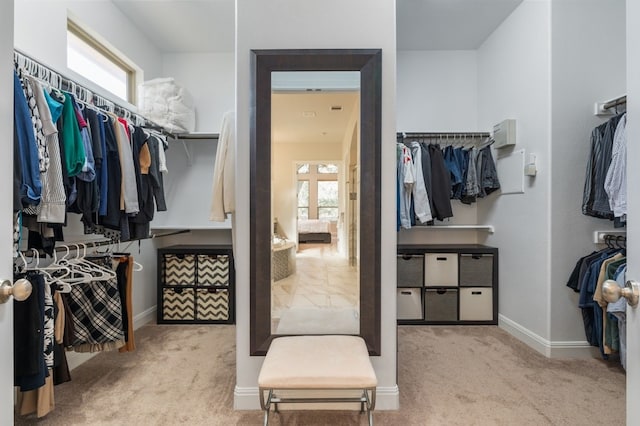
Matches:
[397,131,491,141]
[593,230,627,244]
[603,95,627,110]
[18,230,191,256]
[13,48,172,135]
[594,94,627,116]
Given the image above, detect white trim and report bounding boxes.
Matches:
[499,314,598,359]
[133,305,157,329]
[234,385,400,410]
[234,386,260,410]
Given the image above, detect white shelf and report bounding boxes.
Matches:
[151,225,231,231]
[413,225,495,233]
[172,132,219,140]
[169,133,219,165]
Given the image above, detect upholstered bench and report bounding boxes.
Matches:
[258,335,377,426]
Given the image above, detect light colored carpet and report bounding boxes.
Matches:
[16,325,626,425]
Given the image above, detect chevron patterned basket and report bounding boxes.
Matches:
[162,288,195,320]
[196,289,229,320]
[164,254,196,285]
[197,255,229,286]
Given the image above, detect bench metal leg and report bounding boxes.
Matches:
[365,388,376,426]
[259,388,273,426]
[260,387,376,425]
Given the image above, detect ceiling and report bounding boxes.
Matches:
[397,0,524,50]
[112,0,524,53]
[112,0,235,53]
[272,92,359,145]
[110,0,523,143]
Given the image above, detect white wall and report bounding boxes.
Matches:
[272,143,343,243]
[549,0,626,345]
[162,53,235,133]
[14,0,163,107]
[397,50,478,132]
[626,0,640,421]
[236,0,398,410]
[477,1,552,345]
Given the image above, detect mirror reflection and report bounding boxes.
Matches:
[270,71,361,335]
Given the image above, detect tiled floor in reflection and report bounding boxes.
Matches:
[271,242,360,334]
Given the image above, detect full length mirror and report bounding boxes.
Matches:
[270,71,361,336]
[250,49,381,355]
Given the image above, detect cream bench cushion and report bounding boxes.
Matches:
[258,335,377,389]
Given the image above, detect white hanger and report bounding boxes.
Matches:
[20,249,75,293]
[54,245,95,285]
[69,243,117,282]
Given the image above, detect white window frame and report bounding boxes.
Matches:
[67,19,137,104]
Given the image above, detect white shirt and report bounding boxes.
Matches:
[210,111,236,222]
[604,113,627,220]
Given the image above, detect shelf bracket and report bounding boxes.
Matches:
[181,140,192,166]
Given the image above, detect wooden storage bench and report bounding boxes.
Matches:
[258,335,377,426]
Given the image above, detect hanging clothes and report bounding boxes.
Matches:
[14,71,42,208]
[426,144,453,221]
[395,135,500,230]
[210,110,236,222]
[569,244,626,362]
[397,143,414,230]
[582,113,624,220]
[64,259,125,351]
[148,134,168,212]
[14,272,46,392]
[60,92,86,178]
[116,255,136,352]
[604,113,627,222]
[408,141,432,223]
[25,76,66,224]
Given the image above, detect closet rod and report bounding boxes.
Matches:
[594,95,627,116]
[593,230,626,244]
[172,133,220,140]
[397,132,491,139]
[13,48,173,136]
[602,95,627,110]
[19,230,191,255]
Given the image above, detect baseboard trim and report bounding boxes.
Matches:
[498,314,597,359]
[133,305,157,329]
[234,385,399,410]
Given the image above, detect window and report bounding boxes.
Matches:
[317,181,338,220]
[296,163,339,221]
[317,163,338,174]
[297,180,309,219]
[67,20,136,103]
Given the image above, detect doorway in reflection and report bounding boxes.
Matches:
[269,72,360,335]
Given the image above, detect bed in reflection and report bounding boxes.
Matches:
[297,219,332,243]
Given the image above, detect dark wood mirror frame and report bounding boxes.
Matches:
[250,49,382,356]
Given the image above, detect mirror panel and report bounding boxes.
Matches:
[270,71,361,336]
[250,49,381,356]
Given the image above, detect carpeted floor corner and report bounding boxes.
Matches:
[16,324,625,425]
